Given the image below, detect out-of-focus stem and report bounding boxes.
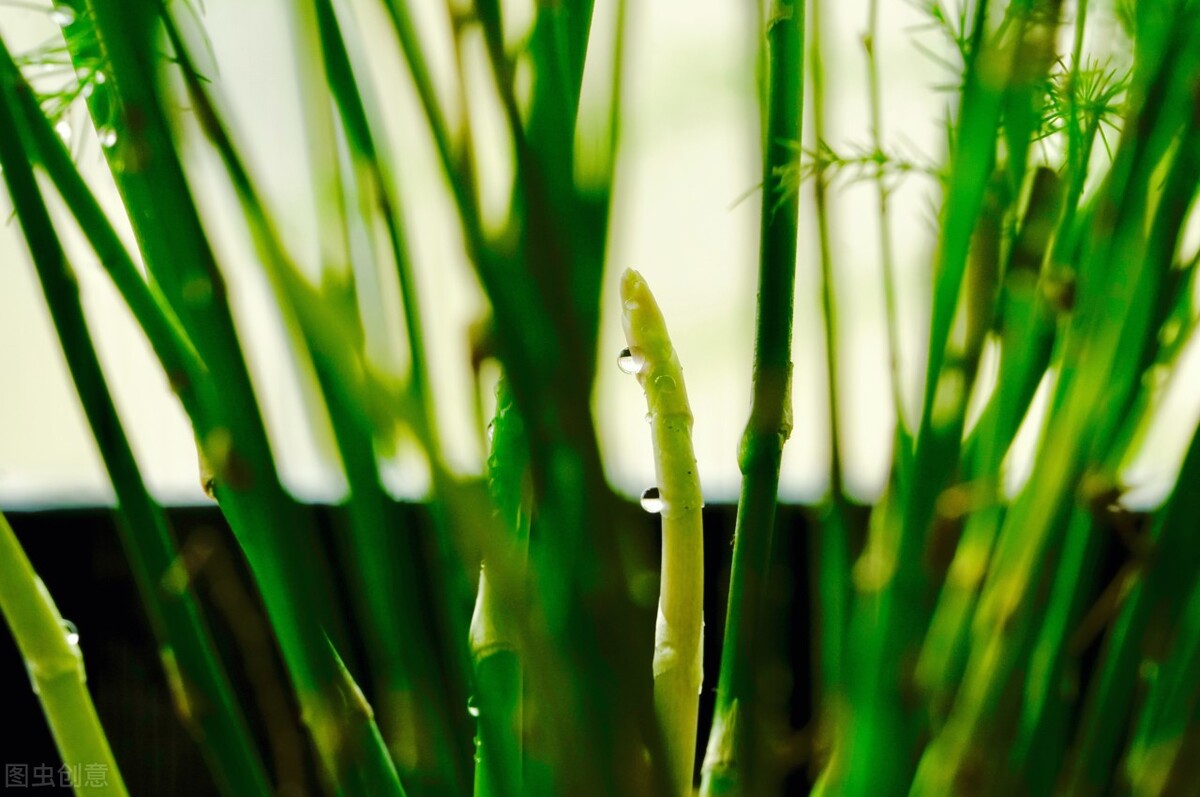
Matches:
[864,0,910,453]
[807,0,854,766]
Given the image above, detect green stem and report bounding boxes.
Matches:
[470,377,530,797]
[863,0,910,451]
[808,0,853,763]
[620,269,705,797]
[0,513,128,797]
[700,2,803,794]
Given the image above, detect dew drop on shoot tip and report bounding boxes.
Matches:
[640,486,664,513]
[618,346,646,374]
[52,7,76,27]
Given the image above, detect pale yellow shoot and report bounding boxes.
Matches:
[620,268,704,797]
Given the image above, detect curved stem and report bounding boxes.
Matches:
[0,513,129,797]
[620,269,705,797]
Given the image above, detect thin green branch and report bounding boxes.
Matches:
[864,0,910,450]
[808,0,853,770]
[700,2,804,794]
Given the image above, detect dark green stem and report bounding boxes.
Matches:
[700,2,804,794]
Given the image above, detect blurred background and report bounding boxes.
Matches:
[0,0,1195,512]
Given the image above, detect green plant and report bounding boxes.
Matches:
[1,0,1199,795]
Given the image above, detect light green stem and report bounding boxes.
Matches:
[0,513,128,797]
[620,269,704,796]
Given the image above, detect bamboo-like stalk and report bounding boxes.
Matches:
[619,269,704,797]
[0,513,128,797]
[0,43,271,796]
[700,2,803,794]
[470,378,530,797]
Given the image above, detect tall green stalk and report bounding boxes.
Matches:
[701,2,804,794]
[470,378,531,797]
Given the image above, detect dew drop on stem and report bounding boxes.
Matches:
[97,126,117,149]
[466,694,481,718]
[617,346,646,374]
[640,486,664,513]
[52,7,75,27]
[61,619,80,647]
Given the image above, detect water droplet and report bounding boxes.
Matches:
[485,420,495,444]
[644,412,653,424]
[466,695,481,718]
[61,619,79,647]
[54,120,72,143]
[52,7,76,27]
[93,71,107,85]
[97,126,117,149]
[617,346,645,374]
[640,487,664,513]
[654,374,677,392]
[623,299,640,312]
